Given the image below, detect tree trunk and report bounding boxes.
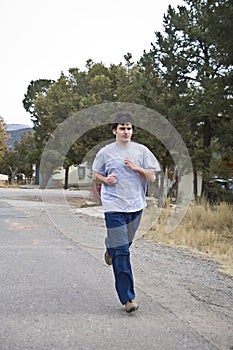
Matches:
[158,171,164,208]
[8,166,18,185]
[193,170,198,200]
[64,167,69,189]
[168,172,179,203]
[202,116,212,197]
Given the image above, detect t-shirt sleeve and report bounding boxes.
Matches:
[143,147,160,172]
[92,150,106,176]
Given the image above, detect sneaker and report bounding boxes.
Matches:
[104,251,112,265]
[125,299,139,313]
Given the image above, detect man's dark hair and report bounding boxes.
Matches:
[111,112,135,131]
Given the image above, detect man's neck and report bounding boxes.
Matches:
[116,140,131,148]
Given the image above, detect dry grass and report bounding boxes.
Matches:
[141,200,233,277]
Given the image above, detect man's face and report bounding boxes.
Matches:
[112,123,133,143]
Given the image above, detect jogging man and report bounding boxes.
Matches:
[92,112,160,313]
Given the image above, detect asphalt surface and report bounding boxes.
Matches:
[0,188,233,350]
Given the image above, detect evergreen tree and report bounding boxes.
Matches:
[0,117,8,161]
[140,0,233,197]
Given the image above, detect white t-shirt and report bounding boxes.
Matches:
[92,141,160,212]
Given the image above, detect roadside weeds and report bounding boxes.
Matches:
[141,201,233,277]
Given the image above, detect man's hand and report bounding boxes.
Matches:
[93,172,117,185]
[124,158,139,171]
[105,173,117,185]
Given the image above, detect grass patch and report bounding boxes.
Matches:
[142,200,233,277]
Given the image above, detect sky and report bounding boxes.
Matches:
[1,0,183,126]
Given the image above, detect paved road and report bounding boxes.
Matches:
[0,188,233,350]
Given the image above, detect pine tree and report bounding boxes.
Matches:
[140,0,233,197]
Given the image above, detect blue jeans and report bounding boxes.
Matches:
[104,211,142,305]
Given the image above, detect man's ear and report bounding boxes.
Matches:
[112,128,116,135]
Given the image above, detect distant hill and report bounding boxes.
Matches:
[6,124,33,149]
[6,124,32,131]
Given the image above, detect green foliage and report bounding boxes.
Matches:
[13,132,37,177]
[22,79,54,120]
[0,132,36,183]
[23,60,152,187]
[140,0,233,195]
[0,117,8,160]
[22,0,232,195]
